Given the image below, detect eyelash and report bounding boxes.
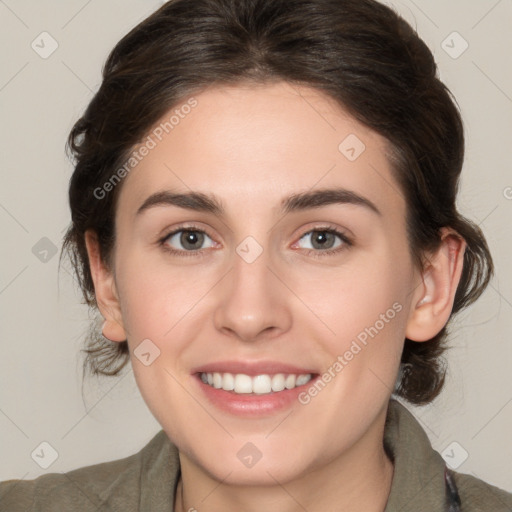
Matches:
[158,224,353,259]
[158,224,214,259]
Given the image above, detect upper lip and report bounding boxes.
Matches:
[192,360,317,376]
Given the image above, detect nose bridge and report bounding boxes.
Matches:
[232,239,271,300]
[213,237,290,341]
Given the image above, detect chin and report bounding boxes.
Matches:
[205,456,310,487]
[181,434,317,486]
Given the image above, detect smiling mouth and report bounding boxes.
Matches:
[199,372,314,394]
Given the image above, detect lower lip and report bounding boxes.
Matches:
[194,374,318,417]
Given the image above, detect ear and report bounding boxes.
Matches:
[405,227,466,342]
[84,229,127,342]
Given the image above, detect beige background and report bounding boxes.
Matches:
[1,0,511,493]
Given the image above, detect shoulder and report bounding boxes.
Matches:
[0,430,178,512]
[451,471,512,512]
[0,455,133,511]
[384,399,512,512]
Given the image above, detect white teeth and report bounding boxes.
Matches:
[271,373,286,392]
[200,372,312,394]
[234,374,253,394]
[285,374,296,389]
[296,374,311,386]
[252,374,272,394]
[213,372,222,389]
[222,372,235,391]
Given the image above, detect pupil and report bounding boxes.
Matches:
[313,231,334,249]
[181,231,203,249]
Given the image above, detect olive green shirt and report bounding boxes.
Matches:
[1,399,511,511]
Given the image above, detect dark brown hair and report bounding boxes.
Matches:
[62,0,493,405]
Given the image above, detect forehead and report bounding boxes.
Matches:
[117,81,405,222]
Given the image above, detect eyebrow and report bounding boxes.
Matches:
[282,188,381,216]
[136,188,381,217]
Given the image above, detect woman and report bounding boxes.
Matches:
[1,0,511,510]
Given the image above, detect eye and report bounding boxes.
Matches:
[294,227,351,255]
[162,228,216,253]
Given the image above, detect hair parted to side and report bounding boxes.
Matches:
[62,0,493,405]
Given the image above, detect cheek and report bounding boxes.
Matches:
[292,250,410,346]
[112,253,214,431]
[114,249,216,342]
[290,244,412,412]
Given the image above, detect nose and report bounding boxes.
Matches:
[213,245,292,343]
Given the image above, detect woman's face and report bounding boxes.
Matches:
[109,81,421,484]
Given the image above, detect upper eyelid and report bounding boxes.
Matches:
[161,222,214,239]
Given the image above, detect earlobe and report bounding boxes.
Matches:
[84,230,127,343]
[405,228,466,342]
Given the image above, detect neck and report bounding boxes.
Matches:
[174,406,394,512]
